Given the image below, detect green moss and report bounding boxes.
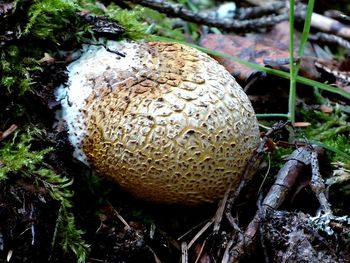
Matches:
[103,4,149,39]
[78,1,186,40]
[24,0,79,41]
[0,128,90,261]
[135,6,186,40]
[297,103,350,163]
[0,46,39,94]
[1,0,80,94]
[0,128,50,179]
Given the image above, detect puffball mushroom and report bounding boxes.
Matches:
[56,41,260,205]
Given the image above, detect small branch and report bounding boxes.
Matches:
[224,121,289,228]
[0,124,17,142]
[107,202,132,231]
[227,146,318,262]
[125,0,288,32]
[234,2,285,20]
[309,32,350,49]
[187,218,214,249]
[181,242,188,263]
[295,4,350,40]
[309,13,350,40]
[309,149,332,215]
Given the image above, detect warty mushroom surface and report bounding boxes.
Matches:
[55,41,260,205]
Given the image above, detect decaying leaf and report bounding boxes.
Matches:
[199,33,322,83]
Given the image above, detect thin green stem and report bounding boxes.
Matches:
[288,0,296,124]
[294,0,315,77]
[256,113,289,118]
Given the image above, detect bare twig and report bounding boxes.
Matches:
[213,183,232,233]
[294,4,350,40]
[224,121,289,229]
[178,219,211,241]
[183,120,288,262]
[234,2,285,20]
[309,13,350,40]
[187,218,214,249]
[107,202,132,230]
[309,149,332,216]
[0,124,17,142]
[227,146,320,262]
[314,61,350,84]
[148,246,162,263]
[30,203,35,246]
[157,227,181,251]
[310,32,350,49]
[125,0,288,32]
[181,241,188,263]
[262,147,311,213]
[128,0,350,40]
[194,239,207,263]
[325,10,350,24]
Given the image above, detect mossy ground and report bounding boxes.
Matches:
[0,0,349,262]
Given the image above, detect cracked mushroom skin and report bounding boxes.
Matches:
[57,41,260,205]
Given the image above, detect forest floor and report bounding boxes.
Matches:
[1,0,350,262]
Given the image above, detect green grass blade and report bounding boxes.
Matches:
[256,113,289,118]
[289,0,296,123]
[295,0,315,76]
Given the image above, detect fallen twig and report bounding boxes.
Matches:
[125,0,288,32]
[262,147,312,212]
[310,32,350,49]
[309,149,332,216]
[227,146,326,262]
[0,124,17,142]
[234,2,285,20]
[181,241,188,263]
[187,218,214,249]
[106,202,132,231]
[309,12,350,40]
[224,121,290,229]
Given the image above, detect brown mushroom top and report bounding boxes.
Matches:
[58,41,260,205]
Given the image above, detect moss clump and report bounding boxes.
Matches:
[78,1,186,40]
[24,0,79,41]
[1,0,82,95]
[0,128,90,261]
[0,45,40,94]
[0,128,51,180]
[297,104,350,164]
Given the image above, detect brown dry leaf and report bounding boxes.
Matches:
[264,21,291,48]
[199,33,322,83]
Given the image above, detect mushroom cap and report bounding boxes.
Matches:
[58,41,260,205]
